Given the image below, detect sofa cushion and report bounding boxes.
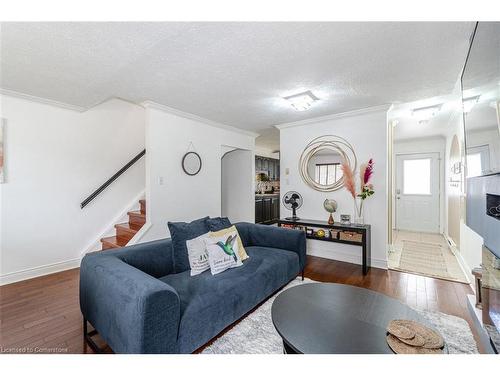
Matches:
[209,225,249,261]
[186,232,211,276]
[159,246,300,353]
[206,217,232,231]
[204,233,243,275]
[168,217,209,273]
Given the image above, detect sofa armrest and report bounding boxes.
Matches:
[104,238,174,278]
[235,222,307,271]
[80,253,180,353]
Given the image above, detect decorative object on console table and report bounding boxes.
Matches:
[329,229,340,239]
[282,191,303,221]
[323,199,338,225]
[316,229,326,238]
[340,214,351,225]
[342,158,375,225]
[339,231,362,243]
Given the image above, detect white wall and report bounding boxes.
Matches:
[0,95,145,284]
[279,109,389,269]
[141,104,255,241]
[222,149,254,223]
[393,137,446,233]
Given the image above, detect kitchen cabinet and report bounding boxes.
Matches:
[268,159,275,180]
[263,198,272,222]
[272,197,280,220]
[255,194,280,224]
[255,199,263,224]
[255,156,280,181]
[262,159,268,174]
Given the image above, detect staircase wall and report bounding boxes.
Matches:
[0,94,145,284]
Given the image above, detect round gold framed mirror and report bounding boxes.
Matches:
[299,135,357,192]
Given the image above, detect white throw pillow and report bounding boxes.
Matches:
[204,232,243,275]
[186,232,211,276]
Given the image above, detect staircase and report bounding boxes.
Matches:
[100,199,146,250]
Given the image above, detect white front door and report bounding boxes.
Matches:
[395,153,440,233]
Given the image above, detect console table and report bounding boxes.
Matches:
[277,218,371,275]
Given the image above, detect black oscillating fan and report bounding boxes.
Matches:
[282,191,303,221]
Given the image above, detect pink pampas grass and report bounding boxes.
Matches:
[341,162,356,199]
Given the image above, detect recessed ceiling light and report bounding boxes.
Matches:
[463,95,480,113]
[283,90,319,111]
[412,104,442,123]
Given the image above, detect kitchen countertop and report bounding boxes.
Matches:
[255,193,280,198]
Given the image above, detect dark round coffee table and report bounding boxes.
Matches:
[271,283,439,354]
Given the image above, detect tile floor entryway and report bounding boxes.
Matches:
[388,230,469,284]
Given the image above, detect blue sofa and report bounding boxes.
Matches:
[79,222,306,354]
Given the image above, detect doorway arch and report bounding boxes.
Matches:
[447,134,461,247]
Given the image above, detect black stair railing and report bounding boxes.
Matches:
[80,149,146,209]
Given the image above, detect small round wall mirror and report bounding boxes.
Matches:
[299,135,357,192]
[182,151,202,176]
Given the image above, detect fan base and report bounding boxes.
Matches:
[285,216,300,221]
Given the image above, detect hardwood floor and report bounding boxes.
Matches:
[0,255,482,354]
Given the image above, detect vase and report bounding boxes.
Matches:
[354,198,364,225]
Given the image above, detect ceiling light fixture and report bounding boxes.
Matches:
[411,104,442,124]
[463,95,480,113]
[284,90,319,111]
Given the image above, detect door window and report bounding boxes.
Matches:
[403,158,431,195]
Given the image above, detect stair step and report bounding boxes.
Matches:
[100,236,129,250]
[114,222,142,240]
[139,199,146,214]
[128,210,146,225]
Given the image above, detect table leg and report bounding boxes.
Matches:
[283,340,298,354]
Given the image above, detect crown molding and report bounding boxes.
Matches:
[1,89,147,112]
[141,100,259,138]
[0,88,87,112]
[274,104,392,130]
[83,96,146,110]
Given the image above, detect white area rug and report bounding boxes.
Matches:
[201,278,478,354]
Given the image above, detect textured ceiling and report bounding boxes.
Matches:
[255,127,280,152]
[0,22,474,132]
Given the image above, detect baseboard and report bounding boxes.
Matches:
[0,258,80,286]
[307,240,388,270]
[443,232,474,286]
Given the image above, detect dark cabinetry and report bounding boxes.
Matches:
[255,198,264,224]
[255,195,280,224]
[255,156,280,181]
[272,197,280,220]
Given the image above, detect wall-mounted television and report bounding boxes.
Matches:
[462,22,500,178]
